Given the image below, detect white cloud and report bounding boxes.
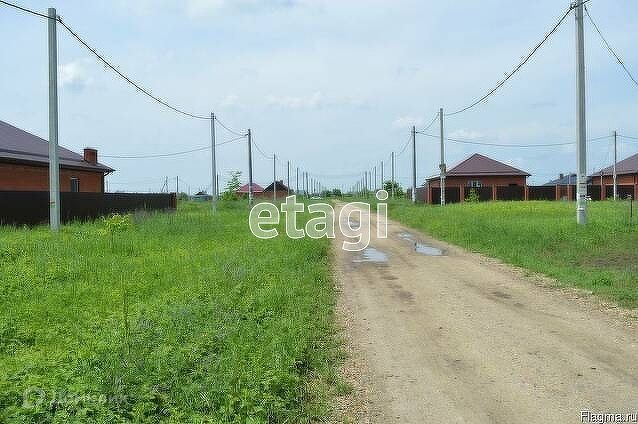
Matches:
[219,94,242,109]
[449,129,483,140]
[266,92,324,110]
[392,116,423,128]
[58,60,91,92]
[185,0,299,17]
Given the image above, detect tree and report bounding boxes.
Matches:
[465,188,480,203]
[383,180,404,197]
[332,188,342,197]
[222,171,242,200]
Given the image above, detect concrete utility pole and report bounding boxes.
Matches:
[412,125,416,203]
[575,1,587,224]
[381,160,384,190]
[391,152,395,198]
[176,176,179,194]
[287,160,290,195]
[48,8,60,231]
[439,108,446,206]
[613,130,618,200]
[273,153,277,201]
[305,172,309,197]
[374,166,377,192]
[210,112,217,212]
[247,129,254,206]
[296,167,299,195]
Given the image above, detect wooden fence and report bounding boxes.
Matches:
[0,191,177,226]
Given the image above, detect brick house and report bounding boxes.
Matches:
[261,180,289,199]
[425,153,530,203]
[0,120,113,192]
[590,152,638,199]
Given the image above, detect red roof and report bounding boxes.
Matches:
[428,153,530,181]
[236,183,264,194]
[591,152,638,177]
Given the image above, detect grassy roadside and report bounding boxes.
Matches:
[378,199,638,309]
[0,201,343,422]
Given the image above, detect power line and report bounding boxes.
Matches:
[0,0,51,19]
[214,116,247,137]
[445,4,574,117]
[55,16,211,120]
[417,112,440,133]
[103,134,245,158]
[417,132,611,148]
[584,5,638,89]
[395,134,412,157]
[252,138,273,160]
[619,134,638,141]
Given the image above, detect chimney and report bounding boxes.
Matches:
[559,173,564,179]
[84,148,98,164]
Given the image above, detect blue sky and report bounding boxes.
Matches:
[1,0,638,192]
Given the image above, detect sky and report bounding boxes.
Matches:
[1,0,638,193]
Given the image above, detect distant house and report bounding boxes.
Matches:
[236,183,264,197]
[590,152,638,199]
[261,180,289,199]
[424,153,530,203]
[0,119,114,192]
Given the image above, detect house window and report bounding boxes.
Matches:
[468,180,482,188]
[70,177,80,192]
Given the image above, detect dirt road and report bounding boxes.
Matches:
[334,203,638,423]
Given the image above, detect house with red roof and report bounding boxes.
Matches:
[0,119,114,192]
[424,153,530,203]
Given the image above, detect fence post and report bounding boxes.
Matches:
[492,186,497,201]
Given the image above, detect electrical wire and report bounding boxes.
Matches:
[619,134,638,141]
[395,134,412,157]
[55,16,210,120]
[102,134,246,158]
[417,112,440,133]
[445,4,574,117]
[214,116,247,137]
[585,5,638,89]
[417,132,611,147]
[0,0,51,19]
[252,138,274,160]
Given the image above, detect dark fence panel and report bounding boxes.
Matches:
[528,186,555,200]
[496,186,524,201]
[0,191,176,226]
[587,185,601,201]
[605,185,635,199]
[429,187,461,204]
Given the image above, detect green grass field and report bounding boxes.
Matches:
[384,199,638,309]
[0,201,342,423]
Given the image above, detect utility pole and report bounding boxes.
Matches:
[210,112,217,212]
[381,160,384,191]
[391,152,395,198]
[48,8,60,231]
[412,125,416,203]
[613,130,618,200]
[176,176,179,194]
[287,160,290,196]
[575,0,587,224]
[374,166,377,192]
[296,167,299,195]
[439,108,446,206]
[273,153,277,201]
[305,172,309,198]
[247,129,254,206]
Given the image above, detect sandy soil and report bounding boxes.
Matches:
[332,202,638,423]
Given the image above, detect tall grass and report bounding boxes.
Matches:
[0,201,342,422]
[385,200,638,309]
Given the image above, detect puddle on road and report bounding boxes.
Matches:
[398,232,445,256]
[415,243,444,256]
[352,247,389,263]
